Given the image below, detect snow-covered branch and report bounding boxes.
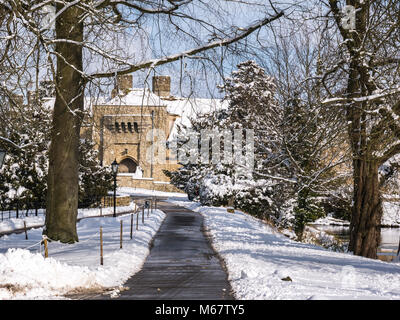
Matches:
[0,136,30,150]
[321,86,400,106]
[88,11,284,80]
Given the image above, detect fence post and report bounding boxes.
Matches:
[130,214,133,239]
[136,210,139,230]
[100,226,103,265]
[120,220,123,249]
[142,206,145,224]
[43,237,48,258]
[23,220,28,240]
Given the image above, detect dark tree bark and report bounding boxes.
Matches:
[349,158,382,258]
[328,0,386,258]
[44,3,84,243]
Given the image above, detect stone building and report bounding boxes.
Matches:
[87,74,226,192]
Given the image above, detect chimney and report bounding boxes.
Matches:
[112,74,133,98]
[152,76,171,97]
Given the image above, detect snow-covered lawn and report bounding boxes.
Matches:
[0,202,138,234]
[0,207,165,299]
[119,187,187,199]
[169,199,400,300]
[2,186,400,300]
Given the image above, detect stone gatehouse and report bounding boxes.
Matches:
[84,74,226,192]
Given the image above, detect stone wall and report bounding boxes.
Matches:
[92,104,179,183]
[101,195,132,207]
[117,175,183,193]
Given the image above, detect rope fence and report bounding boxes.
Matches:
[5,198,159,266]
[0,194,133,222]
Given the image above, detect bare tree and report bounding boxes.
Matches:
[0,0,285,243]
[320,0,400,258]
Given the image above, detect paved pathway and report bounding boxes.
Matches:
[115,201,233,300]
[68,201,233,300]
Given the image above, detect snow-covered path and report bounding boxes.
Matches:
[169,199,400,300]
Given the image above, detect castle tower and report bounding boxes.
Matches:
[152,76,171,97]
[111,74,133,98]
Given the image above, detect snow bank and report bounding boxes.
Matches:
[311,216,350,226]
[0,248,100,299]
[311,201,400,227]
[169,199,400,300]
[118,187,188,199]
[0,209,165,299]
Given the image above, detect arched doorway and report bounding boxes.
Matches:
[119,158,138,173]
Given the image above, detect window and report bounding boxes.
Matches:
[133,122,139,133]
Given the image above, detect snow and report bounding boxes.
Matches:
[382,201,400,226]
[2,186,400,300]
[98,88,166,107]
[311,201,400,227]
[0,205,165,299]
[168,198,400,300]
[165,97,228,130]
[118,187,188,200]
[0,201,137,234]
[311,216,350,226]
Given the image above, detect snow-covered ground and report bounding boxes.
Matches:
[0,202,138,234]
[168,198,400,300]
[0,205,165,299]
[2,187,400,300]
[312,200,400,227]
[118,187,188,199]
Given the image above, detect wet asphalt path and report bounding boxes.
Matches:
[115,201,234,300]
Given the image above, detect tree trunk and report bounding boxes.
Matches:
[44,3,84,243]
[349,158,382,259]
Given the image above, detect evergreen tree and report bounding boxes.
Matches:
[168,60,289,222]
[0,96,113,211]
[78,138,113,207]
[0,104,50,210]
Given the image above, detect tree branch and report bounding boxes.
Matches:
[87,11,284,80]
